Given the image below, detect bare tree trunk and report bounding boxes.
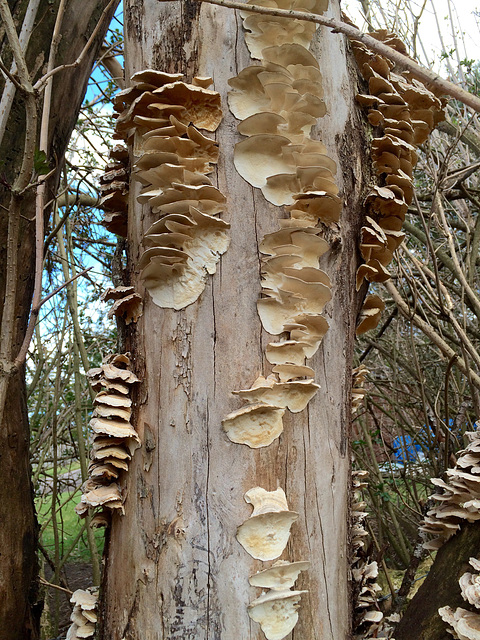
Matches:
[0,2,118,637]
[100,1,368,637]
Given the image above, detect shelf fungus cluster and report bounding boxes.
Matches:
[236,488,310,640]
[224,0,338,449]
[112,69,229,310]
[75,354,140,522]
[225,2,339,636]
[351,470,383,638]
[65,588,98,640]
[420,427,480,550]
[101,285,143,325]
[439,556,480,640]
[100,144,129,237]
[352,365,368,415]
[350,27,445,335]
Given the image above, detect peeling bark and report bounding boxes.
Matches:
[100,2,368,637]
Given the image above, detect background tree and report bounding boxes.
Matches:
[0,1,118,637]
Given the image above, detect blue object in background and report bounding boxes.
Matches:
[392,435,422,463]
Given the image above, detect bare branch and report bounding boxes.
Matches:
[33,0,119,93]
[384,279,480,390]
[13,267,93,369]
[184,0,480,112]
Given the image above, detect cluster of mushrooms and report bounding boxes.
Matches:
[352,365,368,415]
[99,144,129,237]
[101,285,143,325]
[420,427,480,550]
[75,354,140,522]
[66,588,98,640]
[112,69,229,310]
[349,27,445,334]
[351,470,384,638]
[221,0,345,635]
[439,556,480,639]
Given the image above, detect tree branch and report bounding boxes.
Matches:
[33,0,119,92]
[184,0,480,113]
[14,267,92,369]
[384,279,480,390]
[0,0,35,94]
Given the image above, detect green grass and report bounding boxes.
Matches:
[36,490,104,564]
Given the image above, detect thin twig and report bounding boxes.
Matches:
[384,279,480,390]
[0,56,23,89]
[33,0,119,92]
[14,267,92,369]
[183,0,480,112]
[39,576,73,596]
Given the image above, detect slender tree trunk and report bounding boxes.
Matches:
[0,2,118,637]
[100,1,368,637]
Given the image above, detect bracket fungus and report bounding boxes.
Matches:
[249,560,310,590]
[101,285,143,324]
[76,354,140,520]
[236,487,299,561]
[420,425,480,550]
[351,470,384,638]
[350,27,445,333]
[439,557,480,640]
[356,295,386,336]
[233,374,319,413]
[226,1,337,408]
[222,403,285,448]
[352,365,368,414]
[66,588,98,640]
[225,3,340,633]
[113,69,229,310]
[246,541,310,640]
[100,144,129,237]
[239,0,328,60]
[248,589,308,640]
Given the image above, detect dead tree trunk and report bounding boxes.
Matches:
[0,2,118,637]
[100,1,368,637]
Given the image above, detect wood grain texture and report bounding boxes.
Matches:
[100,2,369,637]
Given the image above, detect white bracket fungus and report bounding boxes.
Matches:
[248,589,308,640]
[420,425,480,550]
[101,285,143,325]
[356,295,386,336]
[236,487,298,560]
[225,2,345,634]
[222,403,285,448]
[249,560,310,590]
[66,588,98,640]
[352,365,368,414]
[113,70,229,310]
[439,557,480,640]
[233,375,319,413]
[100,145,129,237]
[351,470,384,638]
